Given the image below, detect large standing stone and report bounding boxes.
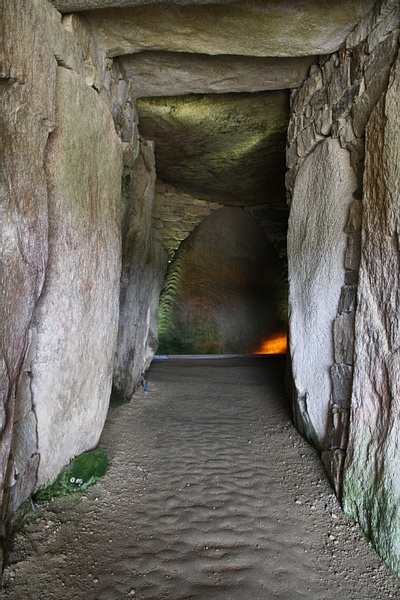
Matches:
[287,138,356,446]
[158,207,284,355]
[343,49,400,576]
[113,140,167,401]
[0,0,56,518]
[30,67,123,489]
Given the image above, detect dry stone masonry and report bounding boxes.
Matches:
[153,180,223,262]
[157,207,283,355]
[286,0,400,572]
[2,0,400,583]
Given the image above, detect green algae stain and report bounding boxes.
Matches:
[137,92,289,204]
[343,464,400,578]
[34,448,109,501]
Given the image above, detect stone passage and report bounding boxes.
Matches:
[157,207,284,355]
[3,358,400,599]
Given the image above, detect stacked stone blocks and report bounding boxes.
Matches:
[153,180,223,262]
[286,0,399,495]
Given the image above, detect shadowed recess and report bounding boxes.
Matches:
[136,92,289,206]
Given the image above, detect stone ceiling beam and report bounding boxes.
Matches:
[51,0,238,12]
[79,1,375,58]
[121,52,316,97]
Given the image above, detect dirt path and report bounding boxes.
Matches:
[2,356,400,599]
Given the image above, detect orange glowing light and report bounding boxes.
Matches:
[253,333,287,355]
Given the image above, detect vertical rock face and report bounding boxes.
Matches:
[1,0,167,523]
[343,49,400,575]
[113,140,167,401]
[287,138,356,446]
[31,67,123,488]
[285,0,400,573]
[158,206,284,355]
[0,0,56,517]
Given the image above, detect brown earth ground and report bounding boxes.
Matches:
[2,356,400,600]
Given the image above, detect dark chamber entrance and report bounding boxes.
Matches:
[157,206,287,356]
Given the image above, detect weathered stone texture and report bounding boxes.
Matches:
[34,0,85,76]
[121,52,315,97]
[31,67,123,488]
[0,0,57,518]
[60,13,140,168]
[1,0,148,521]
[287,138,356,446]
[158,207,283,355]
[287,2,399,204]
[338,285,357,314]
[343,48,400,576]
[51,0,244,9]
[330,364,353,409]
[137,92,289,206]
[113,141,167,401]
[81,2,374,58]
[333,313,355,365]
[286,0,399,502]
[153,180,222,262]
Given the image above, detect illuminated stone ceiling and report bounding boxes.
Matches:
[50,0,374,207]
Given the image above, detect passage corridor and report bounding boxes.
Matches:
[3,357,400,599]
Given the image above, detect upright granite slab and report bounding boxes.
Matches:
[113,140,167,401]
[0,0,57,518]
[31,67,122,488]
[343,48,400,575]
[287,138,356,446]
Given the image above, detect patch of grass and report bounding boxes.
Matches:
[34,448,108,502]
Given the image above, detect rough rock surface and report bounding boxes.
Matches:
[122,52,315,97]
[285,0,399,526]
[0,0,58,519]
[158,207,284,355]
[82,2,375,58]
[342,48,400,576]
[113,140,167,401]
[51,0,241,11]
[287,138,357,446]
[153,179,223,262]
[137,92,289,206]
[30,66,123,489]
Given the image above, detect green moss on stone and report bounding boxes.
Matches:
[34,448,108,501]
[137,92,289,205]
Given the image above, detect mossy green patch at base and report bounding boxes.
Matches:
[34,448,109,501]
[110,384,130,407]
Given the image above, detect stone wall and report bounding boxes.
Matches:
[153,179,223,262]
[342,49,400,576]
[1,0,163,530]
[158,207,284,355]
[286,0,400,574]
[287,138,357,450]
[113,142,167,402]
[0,0,58,524]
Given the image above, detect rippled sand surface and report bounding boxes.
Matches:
[3,357,400,599]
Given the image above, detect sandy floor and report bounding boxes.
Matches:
[2,356,400,600]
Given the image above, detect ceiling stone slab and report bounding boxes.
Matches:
[80,1,375,58]
[51,0,238,12]
[136,91,289,206]
[121,52,316,97]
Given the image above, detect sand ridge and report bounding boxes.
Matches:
[2,357,400,599]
